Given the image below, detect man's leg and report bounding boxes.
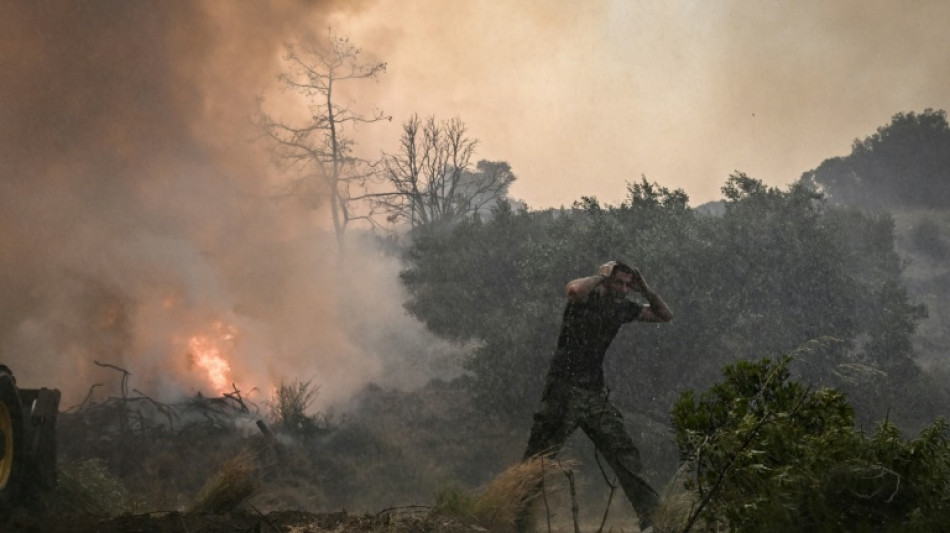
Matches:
[523,382,575,459]
[518,383,576,532]
[581,394,660,530]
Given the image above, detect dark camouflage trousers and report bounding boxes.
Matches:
[521,381,659,529]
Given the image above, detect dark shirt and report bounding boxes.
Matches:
[546,290,642,390]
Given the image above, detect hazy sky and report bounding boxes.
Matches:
[332,0,950,207]
[2,0,948,406]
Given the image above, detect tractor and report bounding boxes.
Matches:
[0,364,60,512]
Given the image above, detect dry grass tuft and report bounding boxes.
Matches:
[189,450,260,514]
[50,458,130,516]
[471,454,569,532]
[651,464,698,532]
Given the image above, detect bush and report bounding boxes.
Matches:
[269,379,325,436]
[672,355,950,532]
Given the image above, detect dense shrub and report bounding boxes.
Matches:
[673,355,950,532]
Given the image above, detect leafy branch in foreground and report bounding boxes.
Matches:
[672,355,950,532]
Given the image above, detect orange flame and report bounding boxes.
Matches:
[187,321,237,394]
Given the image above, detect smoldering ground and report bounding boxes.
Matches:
[0,1,459,409]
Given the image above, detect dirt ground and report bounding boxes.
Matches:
[2,508,491,533]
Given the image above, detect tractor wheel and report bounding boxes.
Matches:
[0,368,24,513]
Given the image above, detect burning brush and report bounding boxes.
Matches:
[186,321,238,395]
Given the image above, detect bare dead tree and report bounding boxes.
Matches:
[375,114,515,228]
[258,31,389,252]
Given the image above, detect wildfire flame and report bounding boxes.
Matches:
[187,321,237,394]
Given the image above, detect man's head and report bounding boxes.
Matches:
[604,260,636,301]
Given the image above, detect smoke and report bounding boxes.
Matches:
[7,0,948,407]
[329,0,950,207]
[0,0,459,408]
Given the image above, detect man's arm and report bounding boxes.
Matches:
[631,269,673,323]
[565,275,606,303]
[565,261,619,302]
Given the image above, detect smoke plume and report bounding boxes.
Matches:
[0,0,455,409]
[332,0,950,206]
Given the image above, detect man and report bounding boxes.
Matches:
[521,260,673,531]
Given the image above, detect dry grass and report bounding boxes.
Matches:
[270,379,319,432]
[49,458,130,516]
[469,454,570,532]
[651,465,698,533]
[189,450,260,514]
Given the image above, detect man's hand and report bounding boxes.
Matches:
[630,268,648,293]
[630,269,674,322]
[597,261,618,278]
[567,265,613,302]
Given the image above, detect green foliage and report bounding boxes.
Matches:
[673,356,950,532]
[400,173,924,432]
[401,203,572,418]
[432,483,479,519]
[802,108,950,209]
[907,217,949,260]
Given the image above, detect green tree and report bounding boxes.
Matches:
[401,201,567,418]
[802,109,950,209]
[400,174,925,434]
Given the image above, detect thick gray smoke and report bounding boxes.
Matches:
[0,1,458,408]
